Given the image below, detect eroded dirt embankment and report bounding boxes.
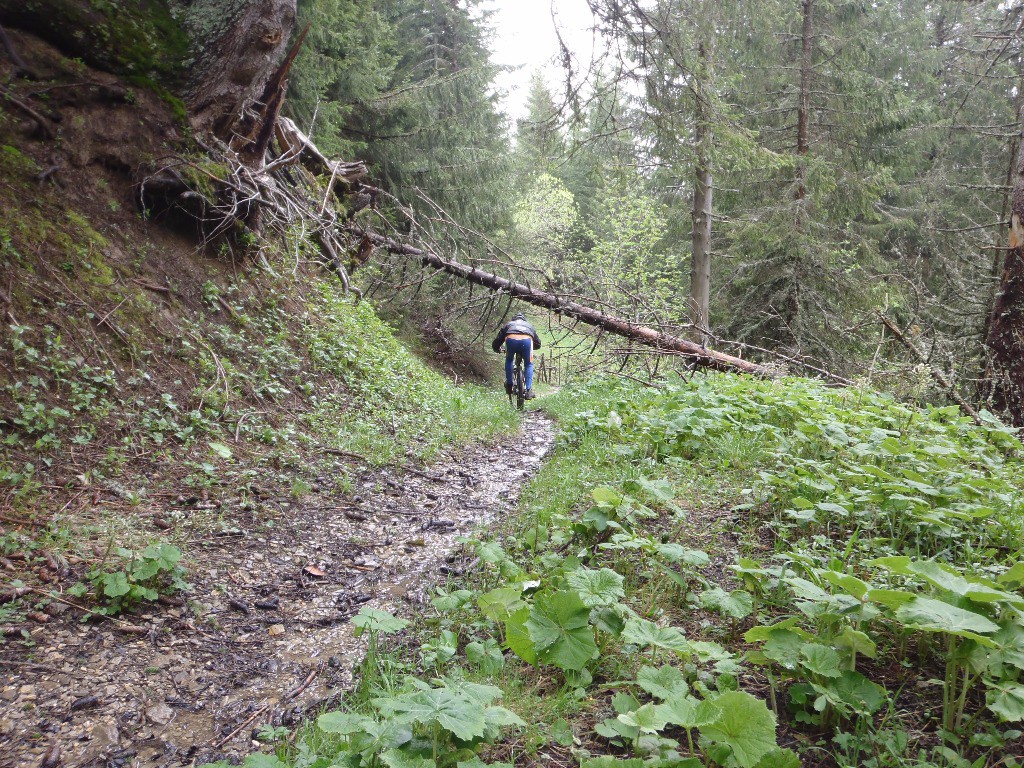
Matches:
[0,411,554,768]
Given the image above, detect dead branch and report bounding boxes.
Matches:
[353,227,770,377]
[877,312,984,426]
[0,86,55,138]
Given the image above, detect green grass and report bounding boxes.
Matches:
[247,373,1024,768]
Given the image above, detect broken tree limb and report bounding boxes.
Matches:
[877,312,984,426]
[355,228,771,377]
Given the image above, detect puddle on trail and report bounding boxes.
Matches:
[0,411,555,768]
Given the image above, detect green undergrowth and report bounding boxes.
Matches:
[1,216,516,622]
[305,286,517,464]
[239,374,1024,768]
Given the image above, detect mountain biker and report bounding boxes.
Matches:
[492,311,541,400]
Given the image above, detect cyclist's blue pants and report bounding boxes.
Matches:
[505,337,534,391]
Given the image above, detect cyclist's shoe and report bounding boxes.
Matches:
[525,388,536,400]
[504,382,513,395]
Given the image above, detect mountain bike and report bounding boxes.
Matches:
[509,350,526,410]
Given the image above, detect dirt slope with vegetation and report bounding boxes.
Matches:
[0,23,526,768]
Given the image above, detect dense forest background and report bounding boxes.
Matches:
[281,0,1024,414]
[4,3,1024,767]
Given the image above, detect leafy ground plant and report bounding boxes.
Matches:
[68,541,189,615]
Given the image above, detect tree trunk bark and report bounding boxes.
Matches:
[796,0,813,193]
[689,41,713,346]
[982,124,1024,426]
[180,0,297,138]
[357,229,770,377]
[784,0,814,332]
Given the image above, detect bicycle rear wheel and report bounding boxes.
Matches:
[515,355,526,410]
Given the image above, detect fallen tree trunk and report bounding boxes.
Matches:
[355,229,771,377]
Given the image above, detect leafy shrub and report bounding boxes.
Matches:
[70,542,190,615]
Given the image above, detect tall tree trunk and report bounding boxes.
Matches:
[180,0,297,138]
[689,41,713,345]
[979,51,1024,383]
[785,0,814,332]
[796,0,813,196]
[983,122,1024,426]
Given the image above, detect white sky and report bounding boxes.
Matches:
[479,0,599,126]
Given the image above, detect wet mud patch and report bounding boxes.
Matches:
[0,411,554,768]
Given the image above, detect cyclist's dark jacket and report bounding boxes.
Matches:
[492,319,541,353]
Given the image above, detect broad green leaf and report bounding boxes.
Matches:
[374,687,486,741]
[760,629,804,669]
[483,706,526,729]
[630,477,676,501]
[209,441,232,459]
[783,576,828,601]
[476,541,506,563]
[800,645,842,678]
[834,627,877,659]
[617,703,668,733]
[986,682,1024,722]
[477,587,525,622]
[744,618,805,644]
[580,758,645,768]
[622,617,690,654]
[998,562,1024,588]
[612,692,640,714]
[636,665,689,700]
[895,597,999,643]
[820,570,869,600]
[591,605,627,637]
[457,682,504,708]
[567,567,626,607]
[751,748,802,768]
[101,571,130,598]
[466,639,504,675]
[865,588,916,609]
[345,716,413,754]
[991,623,1024,672]
[869,556,913,575]
[655,542,710,566]
[431,589,474,612]
[595,717,639,742]
[582,507,611,532]
[699,691,778,768]
[659,696,722,729]
[816,502,850,517]
[526,590,598,671]
[550,719,574,747]
[352,607,409,636]
[458,761,512,768]
[818,670,887,715]
[504,605,538,665]
[700,587,754,619]
[380,750,436,768]
[317,711,373,734]
[142,542,182,567]
[592,486,623,507]
[242,756,286,768]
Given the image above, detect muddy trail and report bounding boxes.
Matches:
[0,411,555,768]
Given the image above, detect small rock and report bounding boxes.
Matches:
[70,694,100,712]
[40,743,61,768]
[268,624,286,637]
[145,704,174,726]
[88,721,120,752]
